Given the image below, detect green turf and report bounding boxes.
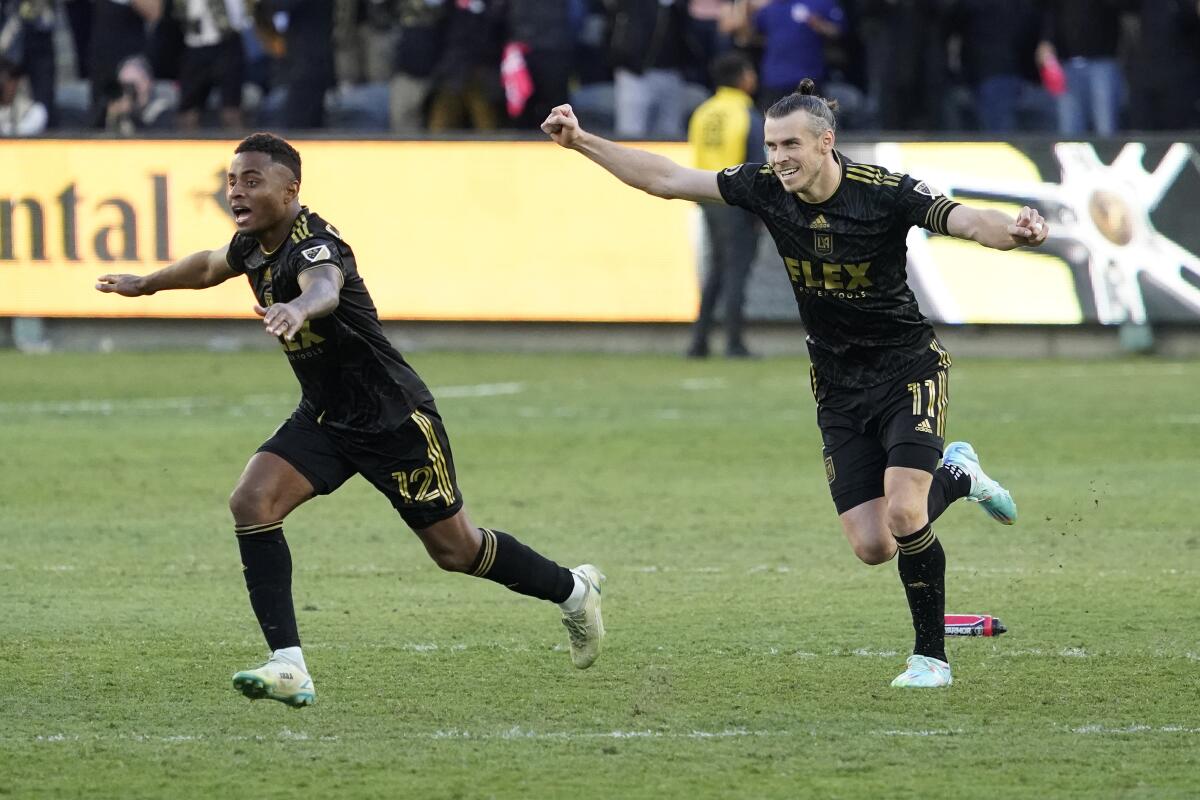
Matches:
[1,349,1197,799]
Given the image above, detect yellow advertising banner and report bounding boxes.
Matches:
[1,140,699,321]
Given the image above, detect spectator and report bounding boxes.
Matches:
[946,0,1052,133]
[427,0,504,132]
[856,0,949,131]
[88,0,161,128]
[173,0,251,129]
[1036,0,1127,135]
[102,54,172,133]
[506,0,574,130]
[1130,0,1200,130]
[0,0,56,128]
[334,0,397,86]
[389,0,447,133]
[724,0,846,110]
[261,0,335,129]
[686,50,763,358]
[0,55,46,135]
[686,0,734,88]
[607,0,695,138]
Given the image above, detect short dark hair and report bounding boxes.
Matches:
[766,78,840,134]
[710,51,754,89]
[235,132,301,181]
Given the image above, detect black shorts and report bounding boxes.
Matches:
[178,36,245,113]
[812,344,953,514]
[258,404,464,530]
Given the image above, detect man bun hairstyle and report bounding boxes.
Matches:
[235,132,302,181]
[766,78,839,134]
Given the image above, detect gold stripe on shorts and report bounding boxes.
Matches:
[411,410,456,506]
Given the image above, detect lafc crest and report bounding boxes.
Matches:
[814,232,833,255]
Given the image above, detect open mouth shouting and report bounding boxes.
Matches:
[231,204,253,226]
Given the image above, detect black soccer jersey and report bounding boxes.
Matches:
[717,151,959,388]
[226,208,433,431]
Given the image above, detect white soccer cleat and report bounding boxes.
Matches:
[232,654,315,708]
[890,654,953,688]
[943,441,1018,525]
[561,564,606,669]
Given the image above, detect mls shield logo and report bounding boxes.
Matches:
[815,232,833,255]
[913,180,943,198]
[301,244,332,263]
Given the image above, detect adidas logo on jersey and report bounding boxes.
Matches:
[915,419,934,434]
[810,214,830,230]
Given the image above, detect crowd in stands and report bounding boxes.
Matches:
[0,0,1198,137]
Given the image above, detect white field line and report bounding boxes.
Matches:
[1069,725,1200,735]
[0,383,523,416]
[680,378,728,391]
[17,725,1200,746]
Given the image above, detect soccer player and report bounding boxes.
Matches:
[95,133,606,707]
[542,80,1048,688]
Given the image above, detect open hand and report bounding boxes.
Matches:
[254,302,306,341]
[1008,206,1049,247]
[95,274,147,297]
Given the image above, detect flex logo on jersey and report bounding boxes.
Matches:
[301,244,332,263]
[784,257,873,292]
[280,320,326,354]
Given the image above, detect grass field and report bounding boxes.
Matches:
[1,349,1198,799]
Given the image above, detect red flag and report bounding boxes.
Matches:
[502,41,534,119]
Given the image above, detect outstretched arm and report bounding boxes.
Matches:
[946,204,1050,251]
[541,104,724,203]
[95,244,236,296]
[254,264,344,341]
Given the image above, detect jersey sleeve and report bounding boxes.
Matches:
[716,162,772,212]
[224,232,254,274]
[893,174,960,236]
[291,236,347,278]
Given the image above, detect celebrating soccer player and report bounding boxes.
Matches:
[543,80,1049,688]
[95,133,606,707]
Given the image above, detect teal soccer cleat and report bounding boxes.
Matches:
[891,655,953,688]
[943,441,1018,525]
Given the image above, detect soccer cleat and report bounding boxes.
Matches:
[561,564,606,669]
[890,654,953,688]
[232,654,315,708]
[943,441,1018,525]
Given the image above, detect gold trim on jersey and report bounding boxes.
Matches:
[472,528,498,577]
[923,197,957,236]
[289,213,312,244]
[845,164,902,187]
[411,410,456,506]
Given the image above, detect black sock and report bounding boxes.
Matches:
[894,524,947,663]
[468,528,575,603]
[927,463,972,524]
[236,523,300,651]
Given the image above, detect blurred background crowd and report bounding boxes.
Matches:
[0,0,1198,138]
